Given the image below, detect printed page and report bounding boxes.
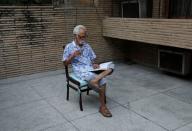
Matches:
[89,61,113,72]
[99,62,113,69]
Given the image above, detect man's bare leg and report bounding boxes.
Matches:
[97,69,113,80]
[99,86,106,107]
[98,84,112,117]
[90,69,113,88]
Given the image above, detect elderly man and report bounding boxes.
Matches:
[62,25,113,117]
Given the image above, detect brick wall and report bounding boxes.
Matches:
[114,39,159,66]
[0,0,124,79]
[103,18,192,50]
[0,6,67,79]
[1,0,191,79]
[107,0,192,69]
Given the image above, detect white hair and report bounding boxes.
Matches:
[73,25,87,35]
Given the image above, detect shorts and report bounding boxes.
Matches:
[84,72,107,87]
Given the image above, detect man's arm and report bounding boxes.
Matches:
[64,50,81,66]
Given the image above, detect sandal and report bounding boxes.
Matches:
[99,106,112,117]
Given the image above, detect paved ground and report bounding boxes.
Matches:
[1,62,192,131]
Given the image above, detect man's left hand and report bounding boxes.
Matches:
[93,64,99,69]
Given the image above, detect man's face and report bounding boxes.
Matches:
[76,29,87,46]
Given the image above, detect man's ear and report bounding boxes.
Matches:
[74,34,78,38]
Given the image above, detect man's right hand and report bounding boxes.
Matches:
[72,50,81,57]
[65,50,81,65]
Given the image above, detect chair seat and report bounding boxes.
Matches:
[69,73,88,87]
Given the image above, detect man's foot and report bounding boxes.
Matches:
[99,106,112,117]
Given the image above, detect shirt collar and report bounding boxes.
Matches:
[72,40,77,46]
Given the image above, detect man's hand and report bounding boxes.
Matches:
[93,64,100,69]
[72,50,81,57]
[65,50,81,65]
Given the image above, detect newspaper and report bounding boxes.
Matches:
[89,61,115,72]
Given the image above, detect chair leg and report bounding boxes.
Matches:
[66,84,69,100]
[79,92,83,111]
[87,86,90,95]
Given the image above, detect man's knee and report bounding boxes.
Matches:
[107,68,113,75]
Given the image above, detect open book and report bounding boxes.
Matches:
[89,61,115,72]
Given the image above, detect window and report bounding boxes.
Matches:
[0,0,52,6]
[121,0,152,18]
[158,48,191,75]
[121,0,139,18]
[53,0,96,7]
[169,0,192,18]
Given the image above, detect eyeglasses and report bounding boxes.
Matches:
[77,34,87,40]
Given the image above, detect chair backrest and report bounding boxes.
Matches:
[63,45,69,80]
[64,64,70,81]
